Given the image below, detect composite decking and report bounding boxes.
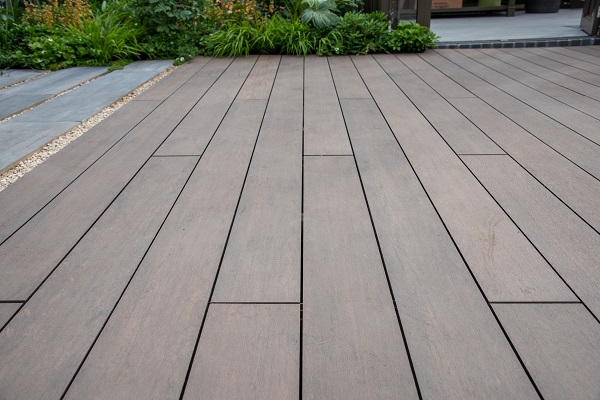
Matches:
[1,48,599,399]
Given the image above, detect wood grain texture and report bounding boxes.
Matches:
[63,99,266,400]
[507,48,600,86]
[236,55,280,100]
[440,50,600,145]
[397,53,475,98]
[184,304,299,399]
[352,55,574,303]
[450,97,600,232]
[526,47,600,74]
[156,56,257,155]
[303,156,418,400]
[0,59,230,300]
[0,99,160,243]
[481,49,600,102]
[327,56,371,99]
[212,57,303,303]
[340,97,540,399]
[566,46,600,59]
[0,157,196,400]
[463,155,600,319]
[303,55,352,155]
[460,49,600,118]
[378,53,503,155]
[494,304,600,400]
[0,303,20,329]
[419,51,600,180]
[133,56,211,101]
[549,46,600,65]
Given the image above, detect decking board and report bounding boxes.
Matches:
[463,155,600,319]
[0,157,196,400]
[328,56,371,99]
[417,51,600,179]
[451,97,600,232]
[184,304,299,399]
[339,95,539,399]
[441,50,600,145]
[0,303,21,329]
[156,56,256,155]
[493,304,600,400]
[303,156,418,400]
[0,100,160,242]
[236,55,281,100]
[525,47,600,74]
[460,49,600,118]
[352,55,574,303]
[213,56,303,303]
[507,48,600,86]
[484,49,600,102]
[61,99,266,400]
[0,59,230,300]
[303,55,352,155]
[376,53,503,154]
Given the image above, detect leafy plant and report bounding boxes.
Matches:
[23,0,92,29]
[132,0,204,33]
[334,0,362,14]
[204,0,275,27]
[384,22,438,52]
[205,20,259,56]
[334,11,387,54]
[68,1,146,64]
[300,0,338,29]
[267,14,313,54]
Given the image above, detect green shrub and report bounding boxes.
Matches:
[334,11,387,54]
[132,0,204,33]
[67,0,146,64]
[334,0,362,14]
[300,0,338,30]
[269,14,314,54]
[205,21,259,56]
[384,21,438,52]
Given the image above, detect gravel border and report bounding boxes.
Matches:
[0,65,177,192]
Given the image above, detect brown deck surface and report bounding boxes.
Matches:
[1,49,599,399]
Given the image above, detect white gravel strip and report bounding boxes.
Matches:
[0,65,177,192]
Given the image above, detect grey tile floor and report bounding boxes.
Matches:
[431,8,586,41]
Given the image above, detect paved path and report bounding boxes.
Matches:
[0,49,599,399]
[0,60,172,172]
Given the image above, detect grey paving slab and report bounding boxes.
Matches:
[431,9,585,42]
[0,67,107,119]
[0,121,79,171]
[0,69,45,89]
[0,61,172,172]
[15,61,172,122]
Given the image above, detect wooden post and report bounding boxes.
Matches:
[417,0,431,27]
[507,0,516,16]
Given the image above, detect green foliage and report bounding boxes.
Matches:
[268,14,313,54]
[384,21,438,52]
[132,0,204,33]
[205,21,259,56]
[315,28,343,55]
[334,11,387,54]
[1,0,21,48]
[334,0,362,14]
[300,0,338,29]
[67,0,146,64]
